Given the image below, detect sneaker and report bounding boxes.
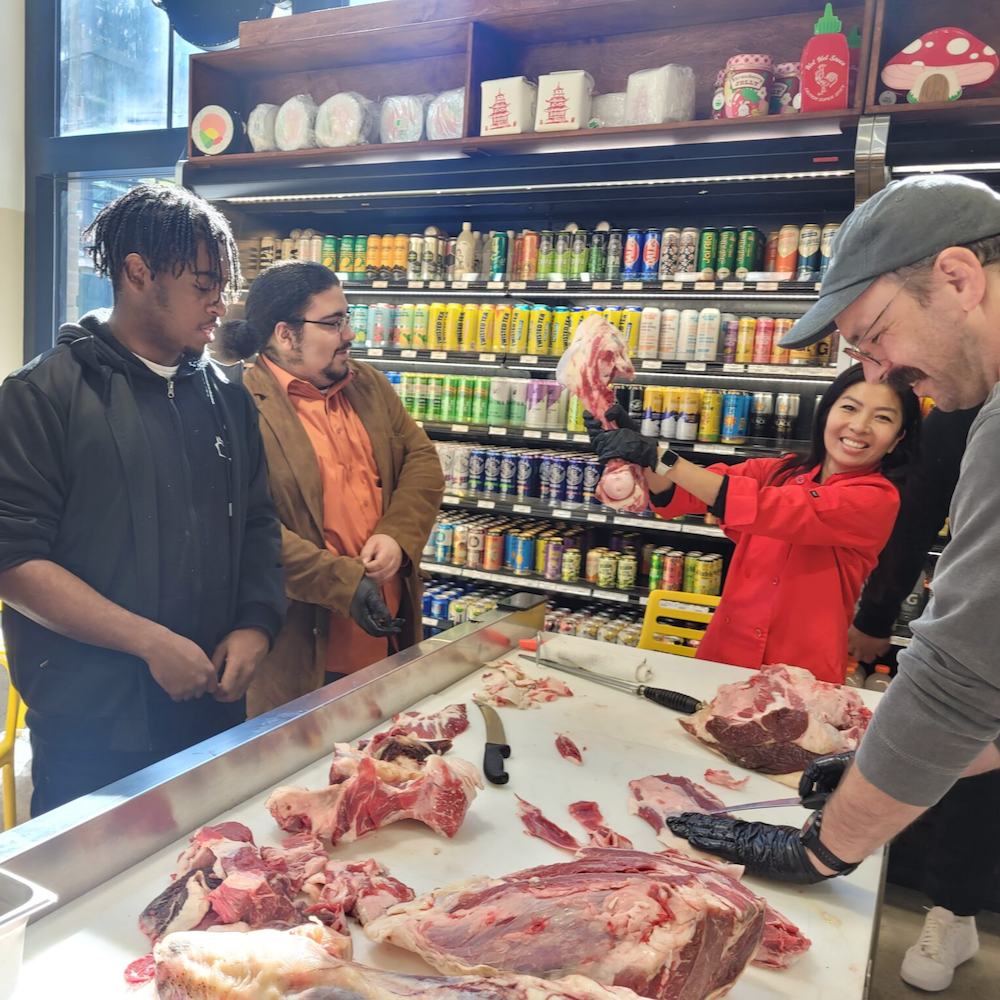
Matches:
[900,906,979,992]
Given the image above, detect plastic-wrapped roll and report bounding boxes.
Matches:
[315,91,377,148]
[191,105,245,156]
[588,93,627,128]
[247,104,279,152]
[275,94,318,151]
[426,88,465,140]
[379,94,433,144]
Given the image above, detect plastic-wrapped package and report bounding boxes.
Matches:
[380,94,433,144]
[625,65,696,125]
[588,93,627,128]
[247,103,279,152]
[191,105,245,155]
[426,88,465,140]
[275,94,318,151]
[315,92,378,148]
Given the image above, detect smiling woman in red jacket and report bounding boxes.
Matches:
[586,365,922,683]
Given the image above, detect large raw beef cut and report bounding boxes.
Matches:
[364,847,765,1000]
[556,315,650,514]
[154,927,646,1000]
[679,663,871,774]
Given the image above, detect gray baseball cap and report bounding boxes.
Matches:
[780,174,1000,348]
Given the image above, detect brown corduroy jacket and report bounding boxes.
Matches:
[242,358,443,717]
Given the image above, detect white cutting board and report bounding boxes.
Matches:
[15,640,883,1000]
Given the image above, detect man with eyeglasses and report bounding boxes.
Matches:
[667,174,1000,981]
[232,260,443,715]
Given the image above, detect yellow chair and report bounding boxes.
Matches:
[639,589,721,658]
[1,651,25,830]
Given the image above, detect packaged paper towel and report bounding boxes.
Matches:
[625,65,695,125]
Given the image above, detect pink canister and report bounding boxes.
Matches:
[724,53,774,118]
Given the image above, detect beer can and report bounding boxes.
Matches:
[420,233,438,281]
[598,551,619,589]
[511,304,531,353]
[508,379,528,427]
[425,373,443,422]
[638,306,661,359]
[487,376,511,426]
[369,304,390,347]
[392,234,408,278]
[440,375,458,423]
[321,235,338,270]
[585,547,604,583]
[664,550,685,591]
[511,534,534,576]
[602,305,623,330]
[493,304,513,351]
[336,235,355,274]
[428,302,447,350]
[677,388,701,442]
[697,228,719,279]
[516,452,540,499]
[695,307,722,362]
[257,235,276,270]
[499,450,519,497]
[775,225,800,276]
[567,394,586,434]
[820,223,841,278]
[434,522,454,563]
[512,235,525,280]
[660,387,682,440]
[641,386,665,437]
[716,227,738,279]
[721,313,740,363]
[482,447,501,493]
[551,306,573,356]
[548,453,568,503]
[698,388,724,443]
[412,303,430,349]
[678,227,700,274]
[452,524,469,567]
[735,316,757,364]
[583,458,602,503]
[477,304,495,352]
[623,229,643,279]
[617,553,638,590]
[525,380,549,430]
[736,227,763,279]
[454,376,472,424]
[658,228,681,279]
[620,307,642,354]
[642,228,661,281]
[625,384,645,426]
[561,547,581,583]
[472,376,491,425]
[676,308,699,362]
[564,457,585,503]
[751,391,775,438]
[484,529,504,571]
[764,230,780,273]
[396,302,416,349]
[554,230,572,278]
[681,551,701,593]
[490,231,509,279]
[693,555,717,596]
[537,230,555,279]
[752,316,775,363]
[545,537,564,581]
[443,302,463,351]
[535,533,550,574]
[771,318,794,364]
[649,550,665,590]
[775,393,801,440]
[721,391,751,445]
[569,230,589,280]
[279,237,295,262]
[816,334,834,363]
[407,234,424,280]
[409,374,426,420]
[588,230,608,280]
[297,235,311,263]
[789,341,819,366]
[530,305,553,355]
[796,224,822,280]
[521,230,540,281]
[607,229,624,280]
[461,303,479,352]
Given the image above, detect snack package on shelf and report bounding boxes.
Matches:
[275,94,318,151]
[426,88,466,140]
[588,93,627,128]
[480,77,537,136]
[380,94,434,144]
[247,103,279,152]
[536,70,594,132]
[625,65,695,125]
[315,91,379,148]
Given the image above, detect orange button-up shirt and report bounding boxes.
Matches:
[262,355,402,674]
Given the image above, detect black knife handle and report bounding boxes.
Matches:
[640,686,701,715]
[484,742,511,784]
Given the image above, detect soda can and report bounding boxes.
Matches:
[716,227,738,279]
[512,534,534,576]
[409,374,426,420]
[493,304,513,351]
[751,391,775,438]
[490,231,509,279]
[349,235,365,280]
[677,388,701,442]
[695,307,722,362]
[434,522,454,563]
[499,450,519,497]
[535,533,550,574]
[617,553,638,590]
[663,550,684,591]
[529,305,553,355]
[407,234,424,280]
[279,237,295,262]
[564,457,585,503]
[775,225,799,276]
[472,376,491,424]
[551,306,573,356]
[642,228,661,281]
[697,228,719,279]
[620,306,642,354]
[820,223,841,278]
[658,228,681,279]
[483,448,501,493]
[623,229,643,279]
[484,529,505,571]
[525,380,549,430]
[476,304,495,352]
[444,302,463,351]
[588,230,608,279]
[752,315,775,363]
[583,458,602,503]
[561,547,582,583]
[258,236,277,269]
[521,230,540,281]
[370,304,391,347]
[676,308,699,362]
[649,550,665,590]
[641,386,665,437]
[693,555,716,596]
[536,230,555,279]
[425,374,443,422]
[771,318,794,364]
[456,376,474,422]
[607,229,624,280]
[487,376,511,426]
[430,591,450,617]
[516,453,540,499]
[721,391,751,445]
[466,524,485,568]
[789,341,819,366]
[569,230,589,280]
[698,388,724,443]
[735,316,757,364]
[660,387,682,440]
[350,303,369,343]
[736,227,763,279]
[548,454,568,503]
[585,547,604,583]
[567,394,586,433]
[392,234,408,278]
[554,230,572,277]
[452,523,469,567]
[638,306,661,359]
[721,313,740,363]
[336,235,355,274]
[321,235,338,270]
[512,234,525,280]
[764,230,780,273]
[511,304,531,353]
[440,375,458,423]
[597,551,619,589]
[396,302,416,349]
[508,379,528,427]
[775,393,801,440]
[682,551,702,593]
[796,224,821,281]
[468,448,487,492]
[411,303,429,349]
[545,538,564,582]
[678,228,700,274]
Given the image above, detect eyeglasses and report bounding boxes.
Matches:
[294,317,349,332]
[841,277,910,367]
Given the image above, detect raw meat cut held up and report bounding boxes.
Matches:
[556,314,650,513]
[364,846,766,1000]
[679,663,871,775]
[153,927,648,1000]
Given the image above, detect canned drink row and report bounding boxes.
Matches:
[642,387,802,444]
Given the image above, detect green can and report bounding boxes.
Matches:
[683,550,703,593]
[736,226,763,279]
[490,232,508,278]
[441,375,459,422]
[697,228,718,278]
[617,553,638,590]
[538,230,555,279]
[587,231,608,280]
[554,230,572,277]
[561,547,582,583]
[321,235,338,270]
[426,374,443,422]
[336,235,355,275]
[351,235,368,281]
[471,376,491,424]
[411,374,428,421]
[649,549,665,590]
[399,372,414,415]
[455,376,474,423]
[716,227,738,279]
[569,230,589,280]
[597,551,619,589]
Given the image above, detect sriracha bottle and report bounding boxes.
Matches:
[800,4,850,112]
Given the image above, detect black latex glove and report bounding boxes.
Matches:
[799,752,854,804]
[666,813,835,885]
[582,403,658,470]
[349,576,404,638]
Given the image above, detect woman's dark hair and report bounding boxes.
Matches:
[220,259,340,361]
[769,363,922,485]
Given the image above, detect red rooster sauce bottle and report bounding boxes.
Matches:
[800,3,850,112]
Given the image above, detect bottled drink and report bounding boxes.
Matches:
[865,664,892,692]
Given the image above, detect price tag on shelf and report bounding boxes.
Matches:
[722,282,745,291]
[429,280,446,289]
[466,569,490,581]
[524,429,543,438]
[547,280,567,290]
[487,281,504,290]
[756,282,779,291]
[552,583,592,597]
[478,353,497,362]
[661,281,682,291]
[614,515,650,528]
[639,596,650,606]
[622,281,643,291]
[694,282,716,291]
[452,281,469,290]
[592,281,612,291]
[401,349,418,358]
[476,499,496,510]
[407,280,425,289]
[443,495,461,505]
[415,420,424,427]
[512,504,532,514]
[519,355,540,364]
[450,424,470,433]
[641,359,663,370]
[747,364,773,374]
[699,443,737,455]
[552,508,571,519]
[572,433,590,443]
[814,282,823,292]
[550,431,568,441]
[488,426,508,435]
[373,280,389,289]
[685,362,707,372]
[367,348,384,357]
[509,281,526,291]
[685,523,725,536]
[592,589,629,603]
[430,350,448,360]
[722,363,745,373]
[587,513,607,523]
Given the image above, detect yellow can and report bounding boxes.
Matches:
[529,305,553,355]
[511,305,531,354]
[535,535,551,576]
[393,234,408,278]
[602,306,623,329]
[697,388,723,443]
[365,235,381,277]
[427,302,447,350]
[476,304,495,352]
[396,302,415,349]
[693,555,717,596]
[789,341,819,366]
[620,307,642,354]
[567,393,586,433]
[379,235,394,276]
[444,302,463,352]
[461,303,479,352]
[493,305,513,351]
[551,307,573,356]
[412,304,429,349]
[735,317,757,364]
[814,335,832,363]
[771,318,794,364]
[582,305,602,321]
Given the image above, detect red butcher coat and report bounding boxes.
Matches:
[651,458,900,684]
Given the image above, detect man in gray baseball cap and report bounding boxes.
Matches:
[668,173,1000,955]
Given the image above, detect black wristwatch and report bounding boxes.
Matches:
[800,807,861,876]
[654,448,682,476]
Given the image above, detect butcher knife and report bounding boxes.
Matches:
[474,699,511,785]
[518,652,703,715]
[702,790,829,815]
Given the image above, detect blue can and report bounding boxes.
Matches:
[430,592,450,618]
[583,458,602,503]
[483,449,501,492]
[539,453,552,500]
[517,452,540,500]
[499,450,518,496]
[504,530,517,570]
[565,456,585,503]
[513,534,535,576]
[721,392,751,445]
[642,228,661,281]
[468,448,487,493]
[623,229,644,280]
[433,522,453,563]
[548,454,568,503]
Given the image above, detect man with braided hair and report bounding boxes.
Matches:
[0,184,285,815]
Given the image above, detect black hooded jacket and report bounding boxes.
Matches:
[0,311,285,753]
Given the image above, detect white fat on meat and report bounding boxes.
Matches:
[475,661,573,709]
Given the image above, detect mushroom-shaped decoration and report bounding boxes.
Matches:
[882,27,998,103]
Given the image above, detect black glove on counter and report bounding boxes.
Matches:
[799,751,854,805]
[583,403,658,470]
[350,576,404,638]
[666,813,834,885]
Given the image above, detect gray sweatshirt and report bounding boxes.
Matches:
[856,383,1000,806]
